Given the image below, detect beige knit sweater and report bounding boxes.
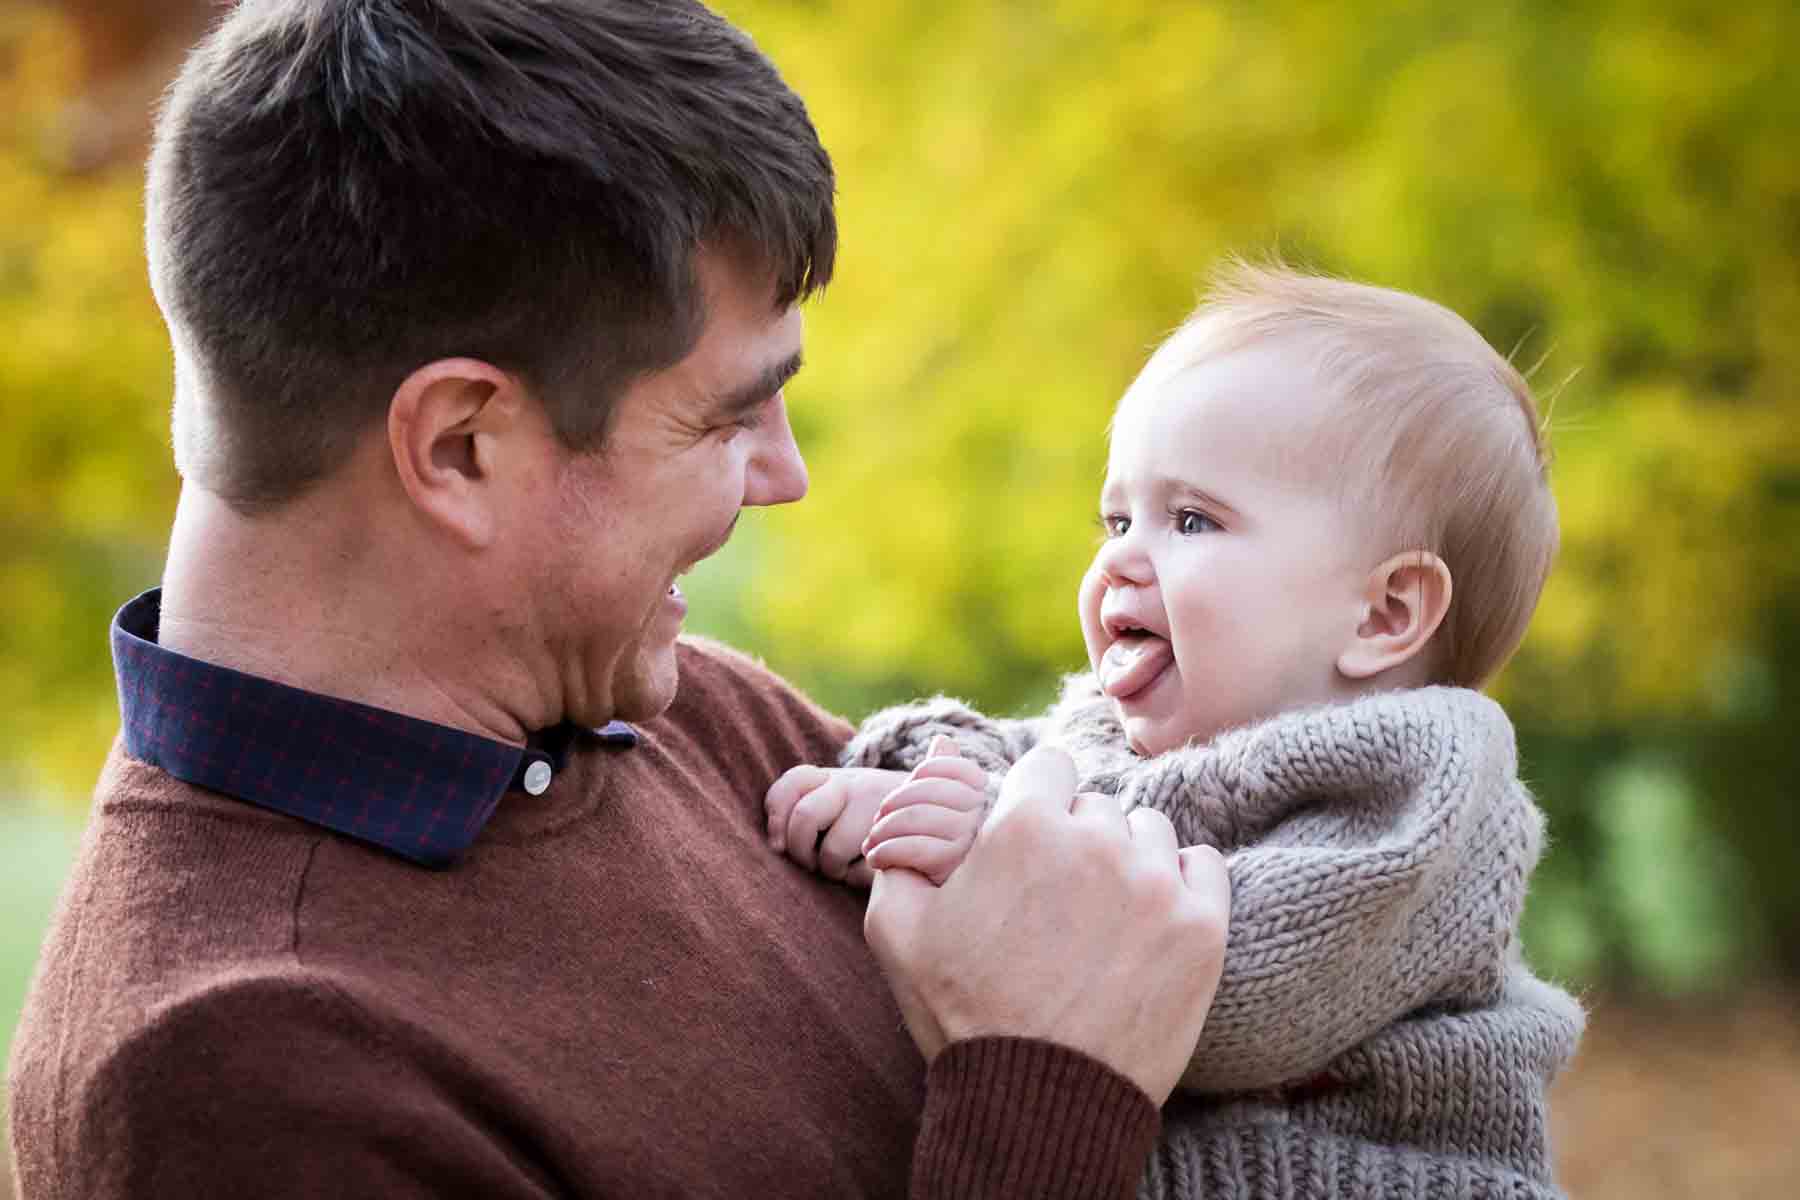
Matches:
[843,676,1584,1198]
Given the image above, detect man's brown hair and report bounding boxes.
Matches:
[148,0,837,510]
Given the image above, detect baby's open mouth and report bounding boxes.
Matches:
[1098,627,1174,700]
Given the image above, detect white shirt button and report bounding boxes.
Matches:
[522,760,553,796]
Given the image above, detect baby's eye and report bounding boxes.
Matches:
[1175,508,1220,535]
[1098,513,1131,538]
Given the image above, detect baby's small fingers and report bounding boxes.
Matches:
[864,803,979,853]
[785,781,847,870]
[876,777,986,822]
[765,766,829,849]
[769,764,829,798]
[863,835,968,886]
[909,754,987,791]
[818,812,873,881]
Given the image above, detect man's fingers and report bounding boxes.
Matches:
[1125,804,1179,862]
[1178,843,1232,909]
[1068,789,1123,823]
[989,744,1078,822]
[866,765,1234,1102]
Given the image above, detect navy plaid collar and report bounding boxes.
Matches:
[111,588,638,868]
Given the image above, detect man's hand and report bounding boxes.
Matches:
[861,739,988,885]
[863,744,1231,1105]
[765,765,910,887]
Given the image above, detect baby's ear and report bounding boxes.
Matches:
[1337,551,1453,682]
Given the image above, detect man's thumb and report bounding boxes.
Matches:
[862,865,947,1062]
[989,743,1077,821]
[865,865,931,958]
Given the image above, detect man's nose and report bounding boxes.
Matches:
[743,396,809,507]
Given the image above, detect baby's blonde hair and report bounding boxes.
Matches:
[1161,260,1558,688]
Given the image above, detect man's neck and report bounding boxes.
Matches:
[159,483,540,746]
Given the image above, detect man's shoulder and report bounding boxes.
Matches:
[69,743,325,939]
[10,745,328,1086]
[8,960,478,1199]
[65,962,381,1076]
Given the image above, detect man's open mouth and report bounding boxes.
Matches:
[667,515,743,599]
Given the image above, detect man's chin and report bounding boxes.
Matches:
[600,649,682,726]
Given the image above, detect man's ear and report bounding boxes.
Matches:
[386,358,533,550]
[1337,551,1454,681]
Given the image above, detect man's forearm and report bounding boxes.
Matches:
[912,1038,1160,1200]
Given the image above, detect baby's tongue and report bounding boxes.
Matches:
[1098,636,1174,699]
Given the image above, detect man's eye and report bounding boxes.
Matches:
[1176,509,1219,535]
[715,410,765,440]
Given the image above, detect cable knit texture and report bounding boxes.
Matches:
[844,676,1584,1199]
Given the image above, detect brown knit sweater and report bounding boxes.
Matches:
[7,639,1158,1198]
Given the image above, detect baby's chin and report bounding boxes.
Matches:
[1118,709,1179,758]
[1118,703,1227,759]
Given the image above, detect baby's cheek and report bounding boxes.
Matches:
[1075,568,1108,664]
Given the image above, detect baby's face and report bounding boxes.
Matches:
[1078,344,1375,756]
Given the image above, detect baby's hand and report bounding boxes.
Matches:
[765,765,910,887]
[861,737,990,886]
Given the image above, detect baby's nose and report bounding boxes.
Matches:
[1094,538,1153,589]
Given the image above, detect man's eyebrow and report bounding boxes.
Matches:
[711,351,804,419]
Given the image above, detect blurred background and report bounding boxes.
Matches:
[3,0,1797,1194]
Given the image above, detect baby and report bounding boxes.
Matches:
[766,262,1584,1197]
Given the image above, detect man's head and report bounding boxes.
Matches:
[148,0,832,729]
[1079,262,1557,755]
[148,0,834,509]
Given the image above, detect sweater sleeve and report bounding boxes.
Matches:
[29,973,555,1200]
[912,1038,1162,1199]
[1118,689,1542,1094]
[840,695,1044,777]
